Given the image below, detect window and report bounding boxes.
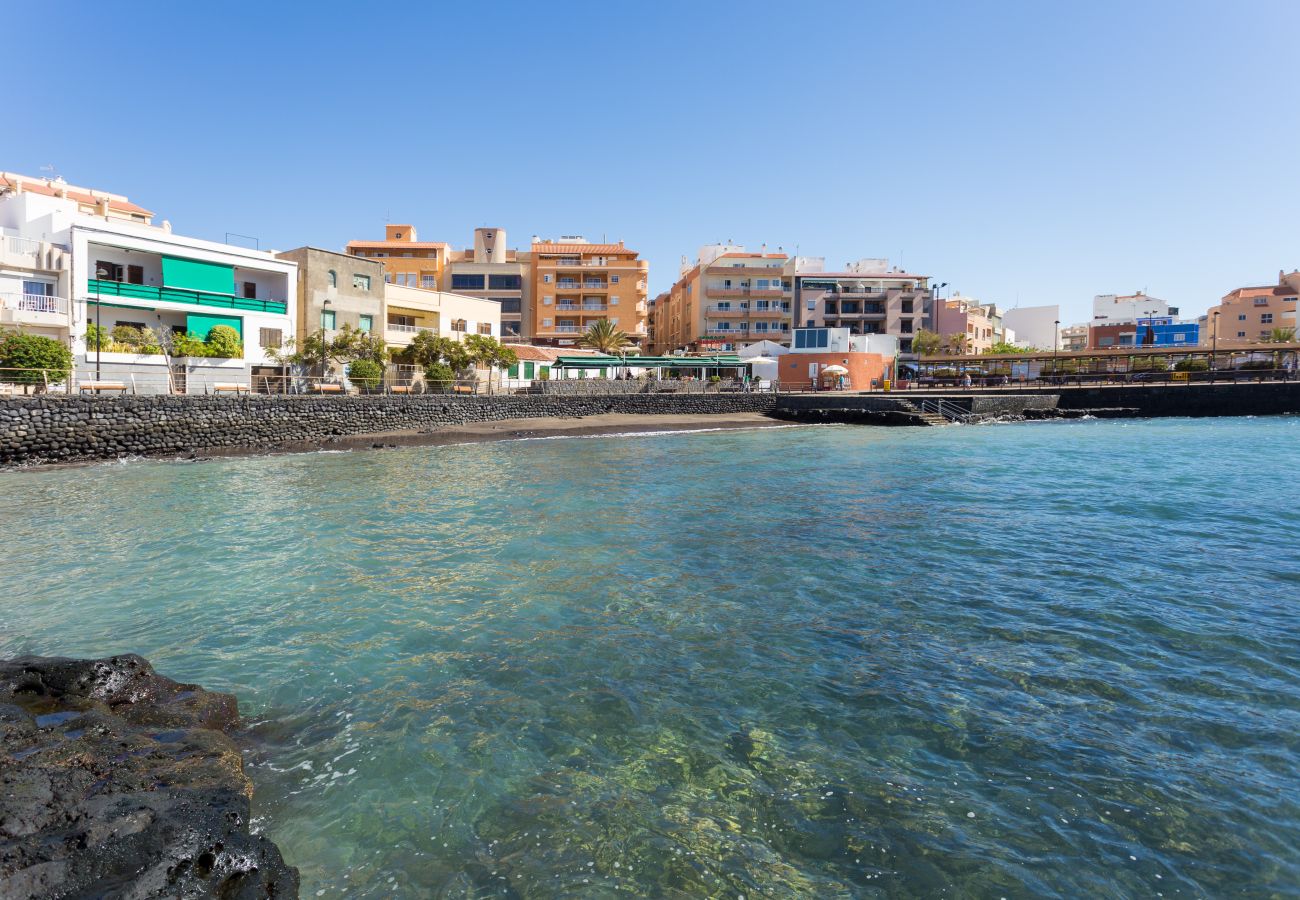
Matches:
[321,310,336,330]
[328,270,337,287]
[353,274,371,291]
[421,275,436,289]
[543,295,553,305]
[488,274,522,290]
[243,282,257,299]
[452,274,486,290]
[901,300,913,313]
[358,314,373,333]
[402,252,413,258]
[1261,313,1273,324]
[384,273,393,283]
[1254,297,1269,306]
[1237,331,1246,338]
[1099,336,1115,347]
[478,323,493,335]
[451,319,467,332]
[543,318,553,327]
[22,280,53,297]
[501,321,521,338]
[543,274,552,283]
[95,260,123,282]
[259,327,282,349]
[498,299,521,314]
[610,275,620,285]
[610,296,619,305]
[1238,314,1247,321]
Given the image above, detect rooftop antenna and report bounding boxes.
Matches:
[40,163,59,180]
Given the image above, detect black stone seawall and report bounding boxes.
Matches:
[0,393,779,465]
[1053,380,1300,417]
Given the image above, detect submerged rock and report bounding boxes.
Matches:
[0,654,298,898]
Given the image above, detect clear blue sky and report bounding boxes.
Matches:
[16,0,1299,324]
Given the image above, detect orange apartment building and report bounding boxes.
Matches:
[1200,270,1299,347]
[652,244,793,354]
[344,225,449,290]
[527,237,648,347]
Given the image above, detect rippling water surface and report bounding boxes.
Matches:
[2,418,1298,897]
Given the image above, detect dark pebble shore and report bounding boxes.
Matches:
[0,654,297,898]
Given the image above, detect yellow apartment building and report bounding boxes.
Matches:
[345,225,449,290]
[1200,270,1299,347]
[652,244,792,354]
[526,237,648,347]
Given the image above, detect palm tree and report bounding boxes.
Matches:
[578,319,633,354]
[946,332,971,355]
[1268,327,1295,343]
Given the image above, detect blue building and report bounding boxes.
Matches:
[1133,317,1199,347]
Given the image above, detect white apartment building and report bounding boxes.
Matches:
[0,173,296,393]
[1092,291,1175,324]
[1001,304,1060,350]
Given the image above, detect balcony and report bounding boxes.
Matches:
[706,288,785,299]
[1,231,69,272]
[555,303,609,312]
[88,279,288,315]
[0,292,71,328]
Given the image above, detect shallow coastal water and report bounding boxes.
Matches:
[2,417,1298,897]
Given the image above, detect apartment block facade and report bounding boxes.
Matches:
[652,244,792,354]
[1199,270,1299,347]
[443,228,530,342]
[528,237,648,347]
[934,294,1005,355]
[345,225,449,289]
[792,257,932,355]
[274,247,386,375]
[1092,291,1176,324]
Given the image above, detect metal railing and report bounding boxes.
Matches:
[1,292,71,315]
[915,398,973,422]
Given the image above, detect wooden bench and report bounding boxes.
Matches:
[389,385,413,394]
[80,381,128,394]
[452,384,475,395]
[313,383,345,394]
[212,382,250,394]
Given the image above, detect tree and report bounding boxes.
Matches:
[409,331,470,372]
[270,323,386,374]
[984,340,1029,355]
[1268,327,1295,343]
[578,319,633,354]
[945,332,971,355]
[0,332,73,388]
[205,325,243,358]
[911,329,942,356]
[461,334,518,371]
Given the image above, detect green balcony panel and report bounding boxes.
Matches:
[186,313,243,339]
[88,279,286,315]
[162,256,235,295]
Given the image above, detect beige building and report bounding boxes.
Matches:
[443,227,529,342]
[935,294,1005,354]
[1200,270,1299,347]
[1060,323,1089,351]
[274,247,386,373]
[527,237,648,347]
[345,225,449,290]
[383,283,502,381]
[652,244,792,354]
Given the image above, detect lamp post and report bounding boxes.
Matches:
[320,299,332,384]
[1053,319,1060,384]
[94,266,108,379]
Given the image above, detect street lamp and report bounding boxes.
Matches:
[94,266,108,379]
[320,298,332,383]
[1053,319,1060,385]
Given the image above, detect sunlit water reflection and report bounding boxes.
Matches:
[1,417,1297,896]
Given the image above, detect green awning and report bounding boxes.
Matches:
[186,313,243,339]
[162,256,235,295]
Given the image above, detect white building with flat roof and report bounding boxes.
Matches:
[1001,304,1060,349]
[1092,291,1175,324]
[0,172,296,393]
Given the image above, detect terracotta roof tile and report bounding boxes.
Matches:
[532,242,635,255]
[1,175,153,216]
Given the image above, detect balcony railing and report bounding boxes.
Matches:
[88,279,288,315]
[707,288,785,298]
[386,323,422,334]
[2,292,70,315]
[550,325,582,333]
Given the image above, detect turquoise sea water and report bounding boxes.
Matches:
[2,418,1298,897]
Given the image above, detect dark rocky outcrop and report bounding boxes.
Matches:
[0,654,297,898]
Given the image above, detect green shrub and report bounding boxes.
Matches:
[204,325,243,358]
[708,375,721,384]
[0,332,73,385]
[1174,358,1209,372]
[170,333,211,357]
[1238,360,1274,371]
[423,362,455,391]
[84,323,108,351]
[348,358,383,390]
